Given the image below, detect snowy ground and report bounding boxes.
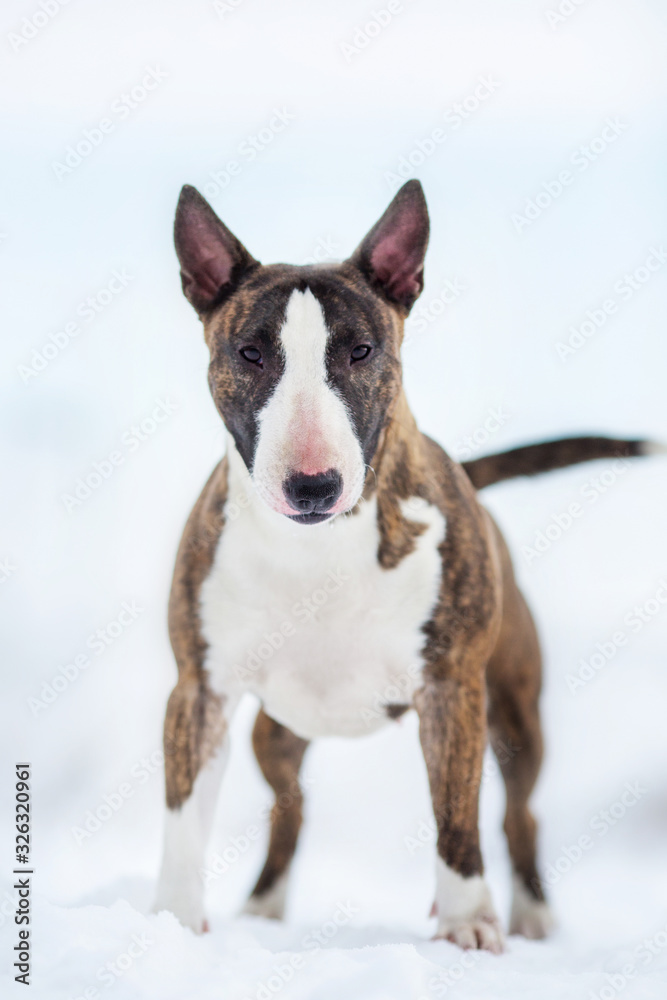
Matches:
[2,0,667,997]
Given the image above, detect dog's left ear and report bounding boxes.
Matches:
[174,185,259,314]
[348,180,429,312]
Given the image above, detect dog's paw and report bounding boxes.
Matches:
[152,892,207,934]
[509,876,555,940]
[432,863,504,953]
[153,905,208,934]
[510,904,553,940]
[434,911,505,954]
[241,872,289,920]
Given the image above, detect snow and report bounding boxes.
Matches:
[2,0,667,996]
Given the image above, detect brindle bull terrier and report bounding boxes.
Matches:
[153,180,654,951]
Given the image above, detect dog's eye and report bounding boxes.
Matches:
[240,346,263,367]
[350,345,372,364]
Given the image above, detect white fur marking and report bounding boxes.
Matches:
[509,872,555,939]
[200,444,446,740]
[434,858,504,951]
[251,289,365,516]
[154,744,229,932]
[435,858,491,920]
[242,870,290,920]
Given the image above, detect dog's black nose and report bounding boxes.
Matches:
[283,470,343,515]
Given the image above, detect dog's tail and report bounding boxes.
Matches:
[462,435,665,490]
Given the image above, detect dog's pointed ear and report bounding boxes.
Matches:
[348,180,429,312]
[174,185,259,314]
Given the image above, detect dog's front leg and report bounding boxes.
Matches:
[154,678,236,933]
[415,674,503,953]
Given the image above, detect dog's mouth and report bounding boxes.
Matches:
[287,511,335,525]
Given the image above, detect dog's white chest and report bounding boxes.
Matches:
[200,489,446,739]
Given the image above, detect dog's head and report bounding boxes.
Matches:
[174,181,429,524]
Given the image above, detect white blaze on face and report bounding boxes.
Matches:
[252,289,365,517]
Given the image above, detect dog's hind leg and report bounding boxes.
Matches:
[486,568,554,940]
[154,678,234,932]
[243,709,309,919]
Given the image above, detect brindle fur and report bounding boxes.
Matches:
[463,435,646,490]
[163,461,229,809]
[163,373,548,909]
[246,406,548,907]
[161,182,557,929]
[248,710,309,900]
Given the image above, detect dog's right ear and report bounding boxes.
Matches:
[174,185,259,314]
[347,179,429,313]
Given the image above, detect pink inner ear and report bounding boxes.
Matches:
[369,218,423,302]
[178,202,238,305]
[192,250,234,297]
